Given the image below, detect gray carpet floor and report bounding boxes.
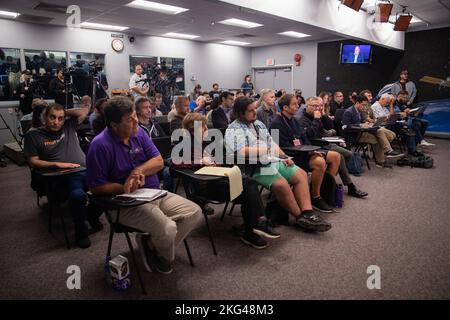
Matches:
[0,138,449,300]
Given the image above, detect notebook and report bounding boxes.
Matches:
[194,166,243,201]
[118,188,167,202]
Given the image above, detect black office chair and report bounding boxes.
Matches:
[89,194,195,295]
[333,108,346,137]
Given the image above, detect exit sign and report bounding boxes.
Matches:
[266,58,275,66]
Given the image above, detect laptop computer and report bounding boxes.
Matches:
[373,116,387,127]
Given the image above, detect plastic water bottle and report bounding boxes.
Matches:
[335,184,344,208]
[105,255,131,291]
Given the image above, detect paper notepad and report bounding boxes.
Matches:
[194,166,243,201]
[119,188,167,202]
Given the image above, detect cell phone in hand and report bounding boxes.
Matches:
[112,196,136,204]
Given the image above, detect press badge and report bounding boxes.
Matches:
[293,139,301,146]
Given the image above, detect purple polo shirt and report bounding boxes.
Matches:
[86,127,161,189]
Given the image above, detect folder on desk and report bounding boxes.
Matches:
[194,166,243,201]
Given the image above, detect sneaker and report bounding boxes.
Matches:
[136,234,152,272]
[419,139,435,147]
[347,184,368,198]
[311,197,333,213]
[232,224,245,237]
[76,236,91,249]
[385,150,403,158]
[87,217,103,233]
[376,161,393,168]
[253,218,281,239]
[296,213,331,232]
[241,232,268,249]
[154,255,173,274]
[203,204,215,216]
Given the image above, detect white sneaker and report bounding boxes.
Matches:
[420,139,435,147]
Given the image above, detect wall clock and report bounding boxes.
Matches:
[111,39,124,52]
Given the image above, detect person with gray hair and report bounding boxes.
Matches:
[256,88,277,128]
[371,93,395,119]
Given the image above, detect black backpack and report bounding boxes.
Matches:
[397,155,434,169]
[412,155,434,169]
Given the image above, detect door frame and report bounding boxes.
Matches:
[252,64,294,93]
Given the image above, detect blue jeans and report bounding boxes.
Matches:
[411,117,429,142]
[53,172,88,238]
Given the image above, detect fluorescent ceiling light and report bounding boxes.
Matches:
[0,10,20,18]
[218,18,263,28]
[278,31,311,38]
[221,40,250,46]
[164,32,199,39]
[126,0,189,15]
[80,22,129,31]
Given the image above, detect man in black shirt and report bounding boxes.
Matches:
[49,67,73,108]
[269,94,341,212]
[24,103,102,248]
[329,91,344,116]
[299,96,368,198]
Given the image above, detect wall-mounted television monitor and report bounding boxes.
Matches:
[340,44,372,64]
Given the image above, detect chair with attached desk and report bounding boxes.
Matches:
[343,126,379,170]
[31,166,87,249]
[88,194,195,295]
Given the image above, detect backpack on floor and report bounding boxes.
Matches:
[347,152,364,176]
[412,155,434,169]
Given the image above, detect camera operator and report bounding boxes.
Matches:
[49,67,73,108]
[19,69,33,115]
[93,57,108,99]
[155,67,172,108]
[129,64,149,100]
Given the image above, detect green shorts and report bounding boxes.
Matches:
[252,161,299,189]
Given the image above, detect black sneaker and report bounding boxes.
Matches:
[154,255,173,275]
[87,217,104,233]
[241,232,267,249]
[203,204,215,216]
[311,197,333,213]
[347,184,368,198]
[386,150,403,158]
[376,162,393,168]
[76,236,91,249]
[253,218,281,239]
[296,214,331,232]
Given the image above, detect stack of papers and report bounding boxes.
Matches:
[194,166,243,201]
[322,137,345,143]
[119,188,167,202]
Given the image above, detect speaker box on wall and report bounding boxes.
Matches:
[394,15,412,31]
[342,0,364,12]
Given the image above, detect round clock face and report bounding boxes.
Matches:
[111,39,124,52]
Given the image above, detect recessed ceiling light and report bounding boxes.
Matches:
[163,32,200,39]
[0,10,20,18]
[126,0,189,15]
[278,31,311,38]
[80,22,129,31]
[221,40,251,46]
[218,18,263,29]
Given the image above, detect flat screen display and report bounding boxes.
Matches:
[340,44,372,64]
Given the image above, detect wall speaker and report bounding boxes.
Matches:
[342,0,364,12]
[376,3,393,22]
[394,14,412,31]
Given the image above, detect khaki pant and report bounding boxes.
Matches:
[359,128,395,163]
[117,192,202,262]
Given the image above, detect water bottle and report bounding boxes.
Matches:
[105,255,131,291]
[335,184,344,208]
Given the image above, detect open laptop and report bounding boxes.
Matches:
[373,116,387,127]
[409,105,427,117]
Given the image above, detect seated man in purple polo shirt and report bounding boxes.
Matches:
[86,96,201,274]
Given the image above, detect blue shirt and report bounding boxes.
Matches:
[86,127,161,189]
